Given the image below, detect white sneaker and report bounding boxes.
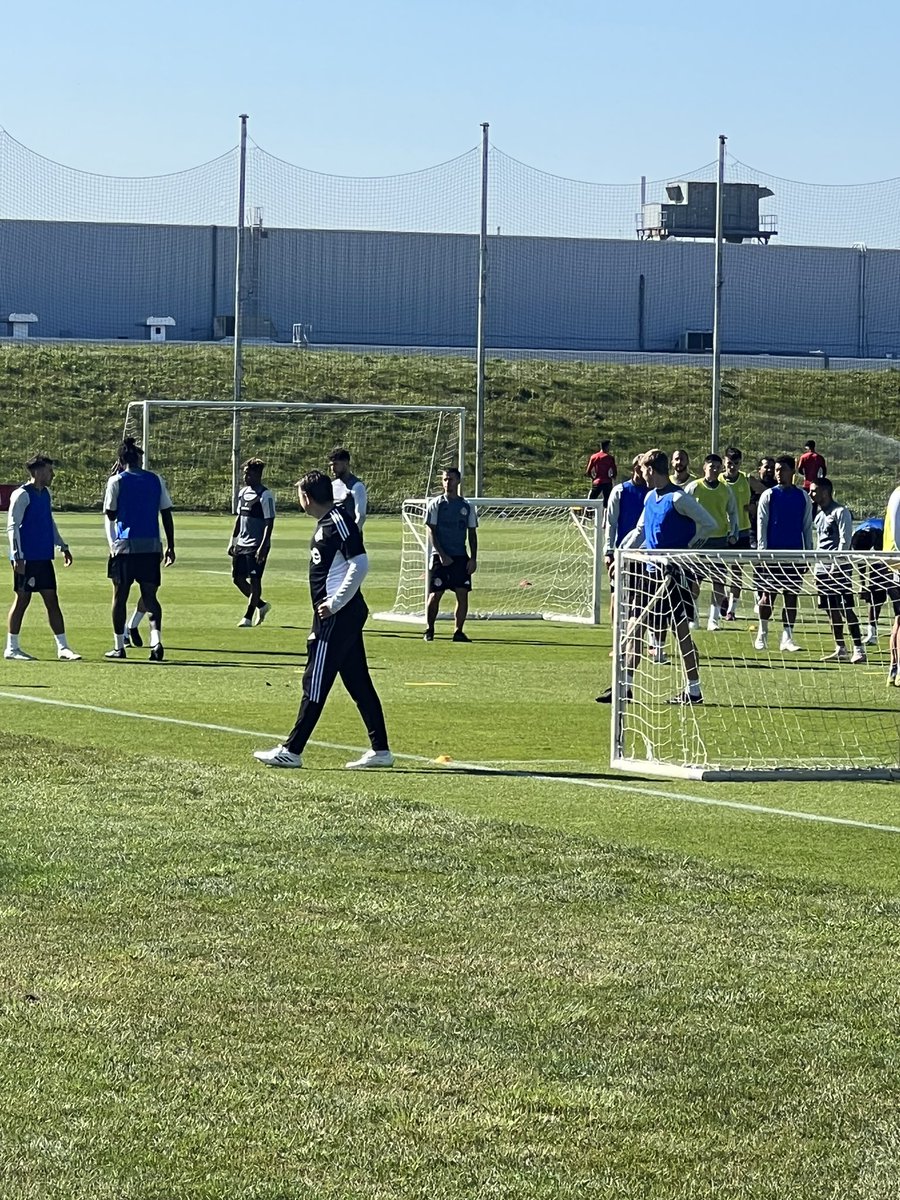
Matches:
[57,647,82,661]
[863,631,878,646]
[236,617,253,628]
[780,635,803,653]
[255,602,272,626]
[4,647,35,661]
[754,632,767,651]
[850,647,867,664]
[253,744,302,768]
[345,749,395,769]
[706,619,720,632]
[821,647,849,662]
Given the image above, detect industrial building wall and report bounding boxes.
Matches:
[1,219,897,357]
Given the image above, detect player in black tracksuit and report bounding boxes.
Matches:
[254,470,392,770]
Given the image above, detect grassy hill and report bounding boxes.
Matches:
[1,342,897,512]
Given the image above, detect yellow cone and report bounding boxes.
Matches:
[434,754,453,764]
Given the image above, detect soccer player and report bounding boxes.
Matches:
[797,440,826,492]
[104,436,175,662]
[253,470,393,769]
[754,454,813,652]
[810,479,865,663]
[603,455,648,565]
[597,448,717,706]
[228,458,275,628]
[748,456,776,548]
[669,449,694,487]
[423,467,478,643]
[5,454,81,662]
[720,447,753,619]
[685,453,738,630]
[585,440,617,505]
[885,483,900,685]
[329,447,367,528]
[851,519,900,645]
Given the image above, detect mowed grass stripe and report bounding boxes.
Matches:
[1,736,899,1199]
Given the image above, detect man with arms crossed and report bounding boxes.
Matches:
[5,454,81,661]
[104,436,175,662]
[329,447,368,528]
[597,448,716,706]
[229,457,275,628]
[810,478,865,663]
[254,470,393,769]
[424,467,478,643]
[754,454,813,652]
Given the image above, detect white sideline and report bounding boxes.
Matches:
[1,690,899,836]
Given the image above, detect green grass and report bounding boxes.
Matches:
[1,515,900,1195]
[1,342,899,513]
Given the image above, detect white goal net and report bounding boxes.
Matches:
[609,548,900,781]
[376,497,604,624]
[122,400,465,513]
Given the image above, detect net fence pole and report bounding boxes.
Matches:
[141,401,151,471]
[711,132,726,454]
[591,506,604,624]
[232,114,249,512]
[475,121,489,495]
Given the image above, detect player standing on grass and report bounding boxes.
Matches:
[797,440,826,492]
[748,456,776,546]
[810,479,866,664]
[253,470,393,769]
[851,519,900,646]
[5,454,81,662]
[685,453,738,630]
[720,448,753,620]
[104,437,175,663]
[585,440,617,505]
[754,454,813,652]
[329,447,368,528]
[884,483,900,686]
[596,448,716,707]
[228,458,275,628]
[423,467,478,643]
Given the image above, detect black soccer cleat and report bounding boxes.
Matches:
[149,644,165,663]
[595,686,632,703]
[667,689,704,706]
[452,630,472,643]
[104,648,127,660]
[128,625,143,648]
[423,628,435,642]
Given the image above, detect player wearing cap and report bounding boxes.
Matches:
[5,454,81,661]
[103,436,175,662]
[329,447,368,528]
[228,457,276,628]
[253,470,393,769]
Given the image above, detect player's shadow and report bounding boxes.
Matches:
[372,630,594,649]
[168,646,302,658]
[395,766,625,782]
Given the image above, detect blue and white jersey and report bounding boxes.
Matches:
[757,485,813,551]
[603,479,647,554]
[104,468,173,555]
[6,483,66,561]
[331,473,368,528]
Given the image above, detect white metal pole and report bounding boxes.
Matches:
[711,133,726,454]
[610,552,626,761]
[475,122,489,496]
[591,505,604,625]
[232,113,249,512]
[141,401,151,470]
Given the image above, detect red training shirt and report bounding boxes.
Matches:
[586,451,617,484]
[797,451,826,490]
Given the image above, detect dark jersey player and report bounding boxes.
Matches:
[254,470,392,770]
[229,457,276,627]
[424,467,478,642]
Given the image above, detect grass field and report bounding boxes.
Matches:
[1,514,899,1198]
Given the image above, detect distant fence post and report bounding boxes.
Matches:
[475,122,489,495]
[232,113,249,513]
[710,133,726,454]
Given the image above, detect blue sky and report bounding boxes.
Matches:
[2,0,895,183]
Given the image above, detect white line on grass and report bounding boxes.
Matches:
[1,690,899,836]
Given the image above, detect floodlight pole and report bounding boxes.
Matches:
[475,122,489,495]
[232,113,249,512]
[710,133,726,454]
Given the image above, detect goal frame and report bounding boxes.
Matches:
[374,496,605,625]
[124,399,466,512]
[610,547,900,782]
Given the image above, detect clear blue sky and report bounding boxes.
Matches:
[3,0,896,183]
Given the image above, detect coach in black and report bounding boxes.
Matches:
[254,470,393,770]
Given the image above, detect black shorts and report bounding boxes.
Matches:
[637,564,696,630]
[694,536,730,584]
[754,563,806,598]
[589,481,613,503]
[817,591,856,612]
[232,553,266,582]
[735,532,752,551]
[12,560,56,594]
[429,555,472,594]
[107,552,162,589]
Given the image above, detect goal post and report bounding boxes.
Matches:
[122,400,466,513]
[375,497,604,625]
[610,547,900,781]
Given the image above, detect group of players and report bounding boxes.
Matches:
[589,440,900,706]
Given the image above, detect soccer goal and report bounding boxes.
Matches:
[609,547,900,781]
[122,400,466,512]
[375,497,604,624]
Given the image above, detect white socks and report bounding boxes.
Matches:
[6,634,19,652]
[129,609,146,628]
[114,633,125,650]
[54,633,69,650]
[150,629,162,648]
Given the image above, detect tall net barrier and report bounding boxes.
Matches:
[377,498,603,624]
[121,401,464,513]
[1,127,899,517]
[609,548,900,781]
